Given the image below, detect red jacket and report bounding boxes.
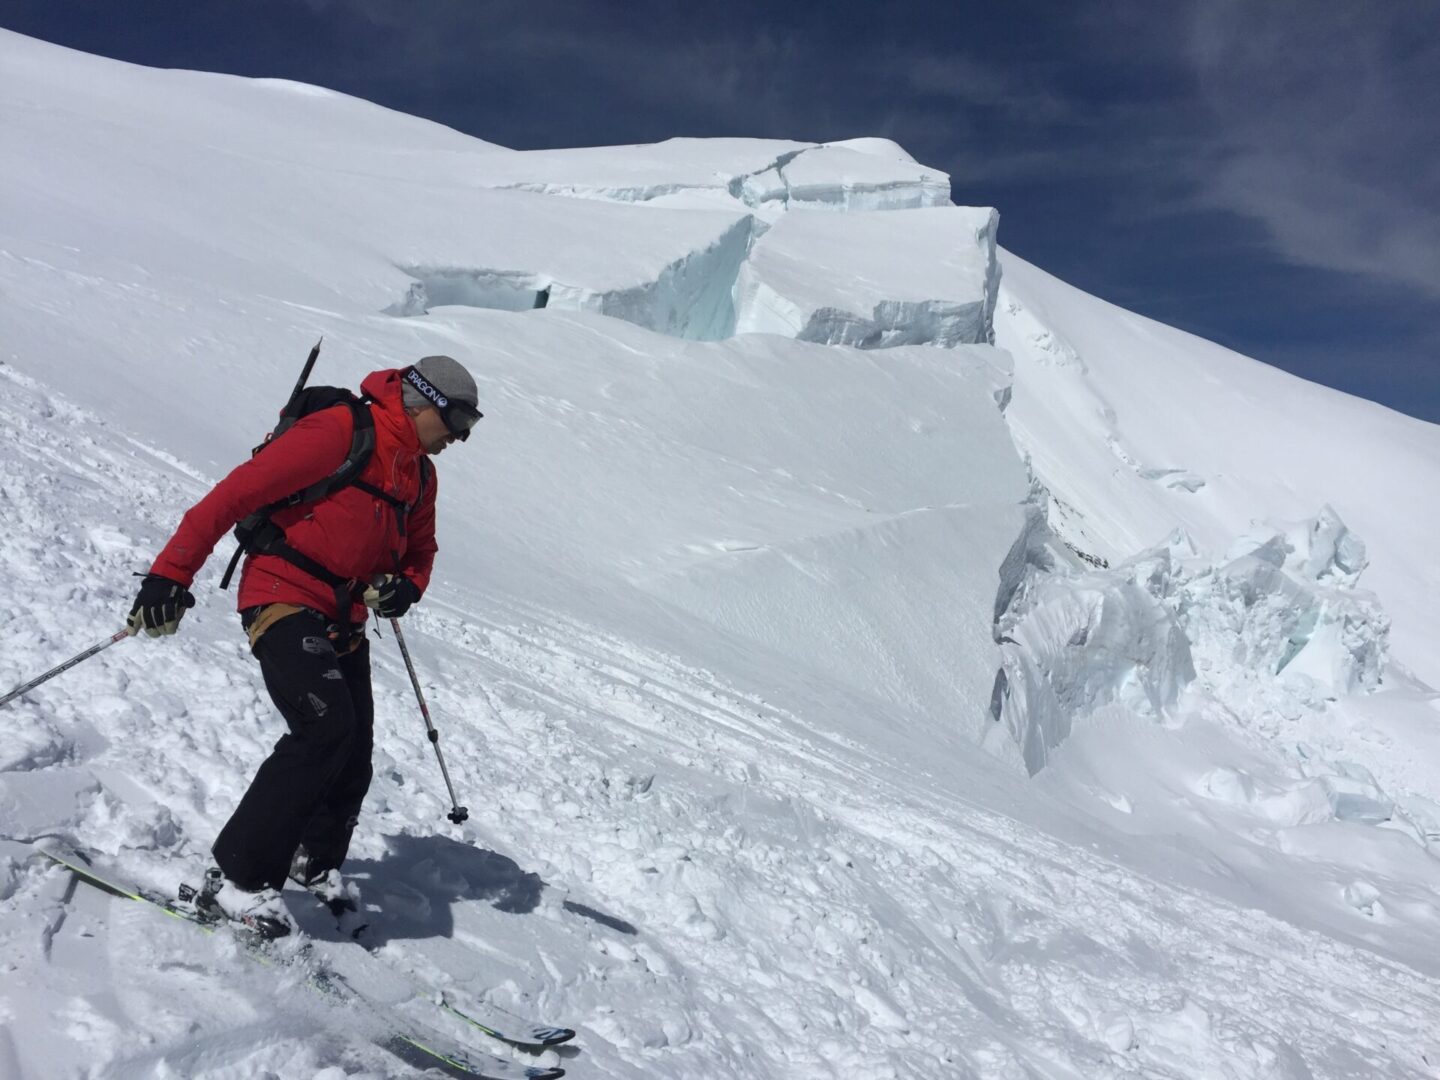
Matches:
[151,368,438,623]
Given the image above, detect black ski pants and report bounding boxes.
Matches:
[213,608,373,891]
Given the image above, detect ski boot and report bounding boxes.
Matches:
[185,867,296,941]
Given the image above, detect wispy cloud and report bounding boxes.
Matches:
[902,53,1071,123]
[1186,0,1440,297]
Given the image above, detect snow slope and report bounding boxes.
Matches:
[2,29,1439,1080]
[990,250,1440,873]
[996,250,1440,687]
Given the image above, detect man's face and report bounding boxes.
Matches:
[413,405,459,455]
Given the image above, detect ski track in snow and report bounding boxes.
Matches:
[2,365,1439,1079]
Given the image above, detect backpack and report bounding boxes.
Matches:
[218,387,430,623]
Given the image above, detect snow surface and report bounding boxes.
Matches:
[3,28,1440,1080]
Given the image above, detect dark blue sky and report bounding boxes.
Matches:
[7,1,1438,422]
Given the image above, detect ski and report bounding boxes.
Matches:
[37,845,565,1080]
[438,996,577,1049]
[294,887,577,1048]
[39,844,230,931]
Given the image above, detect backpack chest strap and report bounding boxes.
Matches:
[351,478,412,512]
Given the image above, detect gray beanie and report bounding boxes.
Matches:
[402,355,479,411]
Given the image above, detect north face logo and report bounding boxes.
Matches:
[302,635,335,656]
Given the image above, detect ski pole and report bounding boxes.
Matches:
[1,628,131,709]
[389,617,469,824]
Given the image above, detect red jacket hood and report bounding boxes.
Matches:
[361,367,424,458]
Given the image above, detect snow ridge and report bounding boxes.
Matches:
[484,140,951,216]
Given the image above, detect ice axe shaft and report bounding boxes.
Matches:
[389,617,469,824]
[1,629,131,708]
[288,336,323,403]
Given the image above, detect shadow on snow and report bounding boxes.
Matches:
[321,833,636,946]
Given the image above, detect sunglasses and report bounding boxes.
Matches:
[404,366,483,441]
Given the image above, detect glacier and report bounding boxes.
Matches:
[733,206,1000,347]
[2,27,1440,1080]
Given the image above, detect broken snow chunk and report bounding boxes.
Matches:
[1102,1015,1138,1052]
[733,206,1001,348]
[1225,529,1292,569]
[1198,766,1254,804]
[1299,504,1368,583]
[992,560,1196,774]
[1342,880,1384,917]
[731,161,792,208]
[1180,531,1387,702]
[1103,791,1134,814]
[1175,508,1387,709]
[1194,766,1332,826]
[1328,787,1394,825]
[1229,506,1368,584]
[777,145,951,211]
[385,210,754,341]
[1314,762,1394,824]
[991,511,1388,771]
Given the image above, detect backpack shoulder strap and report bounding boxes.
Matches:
[218,397,377,591]
[281,396,375,508]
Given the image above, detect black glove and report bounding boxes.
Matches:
[363,574,420,619]
[127,574,196,637]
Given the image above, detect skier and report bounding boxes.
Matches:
[126,355,481,937]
